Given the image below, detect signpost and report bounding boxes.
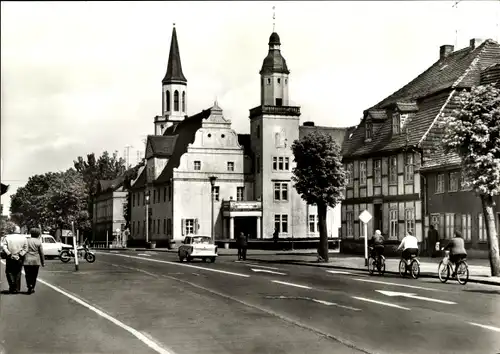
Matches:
[358,210,372,266]
[71,221,79,272]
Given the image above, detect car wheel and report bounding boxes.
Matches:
[186,255,192,262]
[202,257,207,262]
[209,257,216,263]
[178,251,184,262]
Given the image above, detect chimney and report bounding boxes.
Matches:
[470,38,485,49]
[303,121,315,127]
[439,45,454,59]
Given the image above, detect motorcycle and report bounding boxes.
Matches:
[59,244,96,263]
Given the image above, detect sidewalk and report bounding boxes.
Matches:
[124,247,500,286]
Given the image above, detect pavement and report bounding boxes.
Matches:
[1,250,499,354]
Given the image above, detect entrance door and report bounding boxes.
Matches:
[373,204,382,233]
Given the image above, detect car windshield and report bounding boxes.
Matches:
[191,237,211,244]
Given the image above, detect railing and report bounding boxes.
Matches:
[222,200,262,212]
[249,105,301,118]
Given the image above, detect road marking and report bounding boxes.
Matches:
[137,253,151,257]
[353,278,441,292]
[376,290,457,304]
[100,252,250,278]
[352,296,411,310]
[251,268,286,275]
[242,262,283,270]
[271,280,312,289]
[0,261,175,354]
[311,299,362,311]
[326,270,352,275]
[468,322,500,332]
[265,295,361,311]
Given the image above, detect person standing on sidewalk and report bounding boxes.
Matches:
[1,231,28,294]
[237,232,248,260]
[24,228,45,294]
[427,225,439,258]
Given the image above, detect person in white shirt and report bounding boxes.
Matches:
[396,231,419,265]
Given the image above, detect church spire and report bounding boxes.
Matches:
[162,24,187,84]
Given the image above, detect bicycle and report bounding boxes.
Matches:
[438,250,469,285]
[368,247,386,275]
[398,253,420,279]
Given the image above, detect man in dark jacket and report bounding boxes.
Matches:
[427,225,439,257]
[443,230,467,275]
[369,230,385,261]
[237,232,248,260]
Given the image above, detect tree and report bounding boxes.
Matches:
[441,83,500,276]
[1,219,18,236]
[292,131,347,262]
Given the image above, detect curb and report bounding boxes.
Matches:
[246,258,500,287]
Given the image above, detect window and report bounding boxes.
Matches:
[168,184,172,201]
[237,187,244,201]
[274,214,288,234]
[404,154,414,183]
[405,208,415,236]
[309,215,319,233]
[166,90,170,111]
[273,156,290,171]
[256,124,260,139]
[274,182,288,201]
[256,156,260,173]
[174,90,179,111]
[460,171,472,191]
[445,213,455,239]
[167,219,172,236]
[227,162,234,171]
[163,218,167,234]
[436,174,445,193]
[275,98,283,106]
[153,190,156,204]
[392,113,400,134]
[389,209,398,239]
[194,161,201,170]
[345,163,354,186]
[163,187,167,202]
[374,159,382,186]
[366,122,373,140]
[461,214,471,241]
[184,219,195,235]
[449,172,459,192]
[277,78,281,84]
[157,219,160,234]
[389,156,397,184]
[182,91,186,112]
[267,78,271,85]
[153,220,156,234]
[478,214,487,242]
[359,161,367,185]
[213,186,220,201]
[346,211,354,238]
[132,193,136,207]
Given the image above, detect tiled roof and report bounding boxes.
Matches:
[146,135,178,159]
[365,109,387,120]
[419,151,461,171]
[395,102,419,112]
[299,125,351,150]
[343,39,500,159]
[131,166,146,189]
[97,175,125,193]
[237,134,253,157]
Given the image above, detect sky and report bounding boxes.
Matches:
[1,1,499,216]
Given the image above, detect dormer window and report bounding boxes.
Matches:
[392,113,400,134]
[366,122,373,141]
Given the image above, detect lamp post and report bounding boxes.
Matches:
[145,189,150,245]
[209,176,217,242]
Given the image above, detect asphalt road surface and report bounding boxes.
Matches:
[1,250,499,354]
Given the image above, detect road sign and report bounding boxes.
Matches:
[359,210,372,224]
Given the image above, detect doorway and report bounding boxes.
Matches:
[374,204,383,233]
[233,217,258,239]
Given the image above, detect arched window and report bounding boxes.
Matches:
[182,91,186,112]
[166,90,171,112]
[174,90,179,111]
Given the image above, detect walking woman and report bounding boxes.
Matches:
[24,228,45,294]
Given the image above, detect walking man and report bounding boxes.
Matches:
[24,228,45,294]
[1,231,28,294]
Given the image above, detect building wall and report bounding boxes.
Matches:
[93,190,127,242]
[424,168,500,250]
[341,151,423,243]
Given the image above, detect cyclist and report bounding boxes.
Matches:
[441,230,467,276]
[396,231,419,265]
[369,230,385,264]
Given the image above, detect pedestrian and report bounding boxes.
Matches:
[24,228,45,294]
[241,233,249,261]
[427,224,439,258]
[237,232,247,260]
[273,227,279,250]
[1,230,28,294]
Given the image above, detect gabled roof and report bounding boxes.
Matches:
[145,135,178,159]
[97,175,125,194]
[299,125,352,151]
[130,166,146,189]
[162,26,187,84]
[343,39,500,159]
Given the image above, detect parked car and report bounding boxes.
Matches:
[178,236,217,263]
[31,234,72,258]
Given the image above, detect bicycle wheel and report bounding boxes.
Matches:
[368,257,375,275]
[438,261,450,283]
[398,260,407,277]
[456,261,469,285]
[378,257,386,276]
[410,260,420,279]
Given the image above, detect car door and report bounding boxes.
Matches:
[41,236,58,256]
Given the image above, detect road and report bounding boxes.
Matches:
[1,250,499,354]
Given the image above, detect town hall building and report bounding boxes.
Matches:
[126,26,350,247]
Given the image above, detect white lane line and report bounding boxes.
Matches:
[311,299,362,311]
[242,262,283,271]
[271,280,312,290]
[354,278,442,292]
[468,322,500,332]
[376,290,457,305]
[137,253,151,257]
[352,296,411,311]
[326,270,352,275]
[100,252,250,278]
[0,260,174,354]
[251,268,287,275]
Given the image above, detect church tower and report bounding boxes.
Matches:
[249,31,303,241]
[155,25,188,135]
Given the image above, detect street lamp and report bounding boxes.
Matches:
[209,176,217,242]
[145,189,150,245]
